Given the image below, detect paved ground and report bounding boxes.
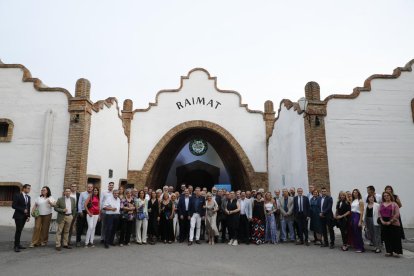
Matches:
[1,226,413,276]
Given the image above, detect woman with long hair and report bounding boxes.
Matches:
[147,191,159,244]
[84,187,100,247]
[159,192,174,243]
[350,189,365,253]
[335,191,351,251]
[205,192,219,245]
[384,185,405,240]
[264,192,278,244]
[30,186,56,247]
[379,191,402,257]
[135,190,148,245]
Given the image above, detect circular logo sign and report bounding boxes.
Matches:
[189,139,208,156]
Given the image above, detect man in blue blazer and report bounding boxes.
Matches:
[188,187,206,245]
[12,184,31,252]
[293,187,310,246]
[177,188,191,242]
[319,187,335,248]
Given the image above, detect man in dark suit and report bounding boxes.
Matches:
[12,184,31,252]
[177,188,191,242]
[319,187,335,248]
[293,187,310,246]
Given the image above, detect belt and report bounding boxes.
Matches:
[65,214,72,216]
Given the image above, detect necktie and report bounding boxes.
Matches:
[299,196,302,212]
[24,194,28,205]
[284,198,288,212]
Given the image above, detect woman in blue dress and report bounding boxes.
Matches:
[309,189,322,245]
[264,192,278,244]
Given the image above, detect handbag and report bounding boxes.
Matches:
[86,196,93,209]
[136,205,145,220]
[31,208,40,218]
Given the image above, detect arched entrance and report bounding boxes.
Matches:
[176,160,220,191]
[140,120,256,191]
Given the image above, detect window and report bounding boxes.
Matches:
[0,183,22,206]
[0,119,14,142]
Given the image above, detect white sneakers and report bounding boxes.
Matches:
[228,239,238,246]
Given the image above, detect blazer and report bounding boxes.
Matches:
[12,193,31,219]
[364,202,380,226]
[188,195,206,217]
[279,196,294,219]
[239,198,252,219]
[293,195,310,218]
[320,196,334,218]
[177,195,190,217]
[54,196,76,224]
[213,195,223,213]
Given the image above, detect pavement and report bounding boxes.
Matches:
[0,226,413,276]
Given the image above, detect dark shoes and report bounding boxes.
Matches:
[104,244,109,249]
[14,247,21,252]
[188,241,193,246]
[296,241,304,245]
[305,241,310,246]
[329,244,335,249]
[320,244,328,248]
[195,240,201,244]
[63,245,72,249]
[55,247,62,251]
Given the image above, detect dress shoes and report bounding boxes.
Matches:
[14,247,21,252]
[188,241,193,246]
[18,245,26,249]
[195,240,201,244]
[329,244,335,249]
[320,244,328,248]
[55,247,62,251]
[305,241,310,246]
[296,241,304,245]
[63,245,72,249]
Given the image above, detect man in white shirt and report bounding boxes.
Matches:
[100,182,114,243]
[54,188,76,251]
[238,192,252,244]
[103,189,120,248]
[144,186,150,200]
[365,185,382,204]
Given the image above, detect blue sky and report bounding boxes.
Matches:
[0,0,413,111]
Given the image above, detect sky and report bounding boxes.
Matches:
[0,0,413,111]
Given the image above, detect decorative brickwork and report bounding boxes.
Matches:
[63,78,93,192]
[128,120,269,191]
[264,100,276,141]
[0,118,14,142]
[303,82,330,192]
[121,99,134,142]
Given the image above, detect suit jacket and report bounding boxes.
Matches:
[213,195,222,213]
[177,195,190,217]
[54,196,76,223]
[293,195,310,218]
[239,198,252,219]
[12,193,31,219]
[320,196,333,218]
[279,196,294,219]
[188,195,206,217]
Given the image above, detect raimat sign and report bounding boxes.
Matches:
[176,97,222,110]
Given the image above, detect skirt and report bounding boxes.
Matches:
[350,212,364,251]
[265,214,277,243]
[251,217,265,245]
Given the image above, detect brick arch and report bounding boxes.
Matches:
[136,120,263,191]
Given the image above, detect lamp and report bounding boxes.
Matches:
[298,97,308,112]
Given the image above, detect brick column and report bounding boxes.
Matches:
[264,100,276,141]
[63,78,93,191]
[303,81,331,192]
[121,99,134,142]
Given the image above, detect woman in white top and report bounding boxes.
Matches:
[30,186,56,247]
[350,189,365,253]
[135,190,148,244]
[364,194,381,253]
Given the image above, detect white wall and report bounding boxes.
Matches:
[129,69,267,173]
[325,66,414,227]
[165,142,230,186]
[268,105,308,193]
[0,67,70,226]
[87,101,128,189]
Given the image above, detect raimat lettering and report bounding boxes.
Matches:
[176,97,222,110]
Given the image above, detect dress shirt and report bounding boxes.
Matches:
[70,192,77,204]
[298,196,303,212]
[104,196,121,215]
[321,196,325,211]
[78,191,90,213]
[65,196,72,215]
[100,190,113,210]
[240,199,247,215]
[185,197,189,211]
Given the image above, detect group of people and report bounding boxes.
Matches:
[12,182,404,257]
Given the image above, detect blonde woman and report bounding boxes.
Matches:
[334,191,351,251]
[205,192,219,245]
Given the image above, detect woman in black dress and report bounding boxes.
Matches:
[147,191,159,245]
[159,192,175,244]
[251,192,265,245]
[225,191,240,246]
[334,191,351,251]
